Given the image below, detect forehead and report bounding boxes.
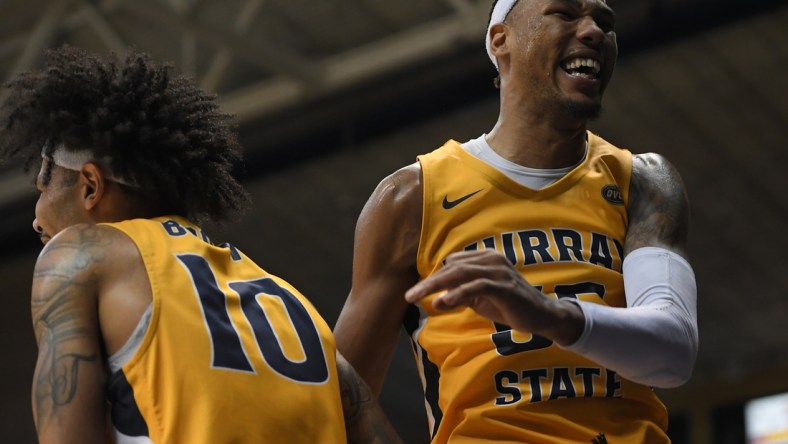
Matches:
[529,0,613,12]
[36,157,68,187]
[36,158,51,183]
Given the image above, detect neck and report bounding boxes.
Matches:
[95,183,171,223]
[486,82,592,169]
[486,113,588,169]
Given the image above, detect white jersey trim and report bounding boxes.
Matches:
[113,430,154,444]
[108,303,153,373]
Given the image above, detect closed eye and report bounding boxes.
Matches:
[596,21,614,33]
[595,14,616,32]
[551,9,576,20]
[594,6,616,32]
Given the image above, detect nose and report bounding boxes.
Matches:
[32,218,43,235]
[576,16,604,46]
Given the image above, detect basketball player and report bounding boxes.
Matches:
[0,46,401,443]
[334,0,698,442]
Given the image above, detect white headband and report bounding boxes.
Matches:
[486,0,518,70]
[44,144,138,187]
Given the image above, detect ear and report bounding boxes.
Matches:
[78,162,106,211]
[489,23,510,63]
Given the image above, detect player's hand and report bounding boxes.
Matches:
[404,249,584,345]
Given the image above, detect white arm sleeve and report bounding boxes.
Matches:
[559,247,699,388]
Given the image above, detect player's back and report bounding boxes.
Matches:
[103,216,346,443]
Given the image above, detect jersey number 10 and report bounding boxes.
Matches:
[177,253,329,384]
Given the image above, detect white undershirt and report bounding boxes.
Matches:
[461,134,585,190]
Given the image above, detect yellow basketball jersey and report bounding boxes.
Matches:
[103,216,346,443]
[411,133,669,443]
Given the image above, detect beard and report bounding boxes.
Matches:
[565,98,603,121]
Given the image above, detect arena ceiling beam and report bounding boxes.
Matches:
[200,0,266,92]
[117,1,319,84]
[76,1,128,56]
[1,0,72,101]
[221,7,488,124]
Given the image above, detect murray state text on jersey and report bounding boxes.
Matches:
[463,228,625,407]
[463,228,624,272]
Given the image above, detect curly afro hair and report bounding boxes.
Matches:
[0,45,250,224]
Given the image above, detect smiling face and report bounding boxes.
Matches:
[501,0,618,119]
[32,158,87,245]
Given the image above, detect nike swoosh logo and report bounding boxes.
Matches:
[442,189,483,209]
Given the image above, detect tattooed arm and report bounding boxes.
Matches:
[626,153,690,256]
[406,153,698,387]
[337,352,403,444]
[554,153,698,387]
[31,224,109,443]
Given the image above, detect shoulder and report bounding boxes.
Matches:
[375,162,422,201]
[625,153,690,256]
[361,162,422,225]
[632,152,676,173]
[38,224,117,268]
[35,224,141,287]
[31,225,124,340]
[630,153,688,202]
[354,162,423,274]
[45,223,138,256]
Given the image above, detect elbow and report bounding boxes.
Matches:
[649,360,694,388]
[648,361,695,388]
[634,349,696,388]
[645,317,699,389]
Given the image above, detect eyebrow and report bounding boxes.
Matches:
[550,0,616,21]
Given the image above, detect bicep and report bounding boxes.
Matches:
[334,165,422,396]
[335,284,411,397]
[32,228,107,443]
[625,153,690,258]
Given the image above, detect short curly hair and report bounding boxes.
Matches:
[0,45,250,224]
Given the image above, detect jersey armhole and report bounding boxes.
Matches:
[99,221,162,374]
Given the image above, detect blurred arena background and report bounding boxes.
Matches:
[1,0,787,442]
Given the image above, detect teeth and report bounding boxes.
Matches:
[563,58,601,75]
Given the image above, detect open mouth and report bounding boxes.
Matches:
[561,57,601,79]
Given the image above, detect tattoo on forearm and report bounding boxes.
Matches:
[338,359,402,444]
[339,361,372,422]
[31,225,109,430]
[35,322,97,400]
[34,326,97,426]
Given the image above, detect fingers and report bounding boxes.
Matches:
[404,250,516,304]
[430,278,497,311]
[443,248,509,266]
